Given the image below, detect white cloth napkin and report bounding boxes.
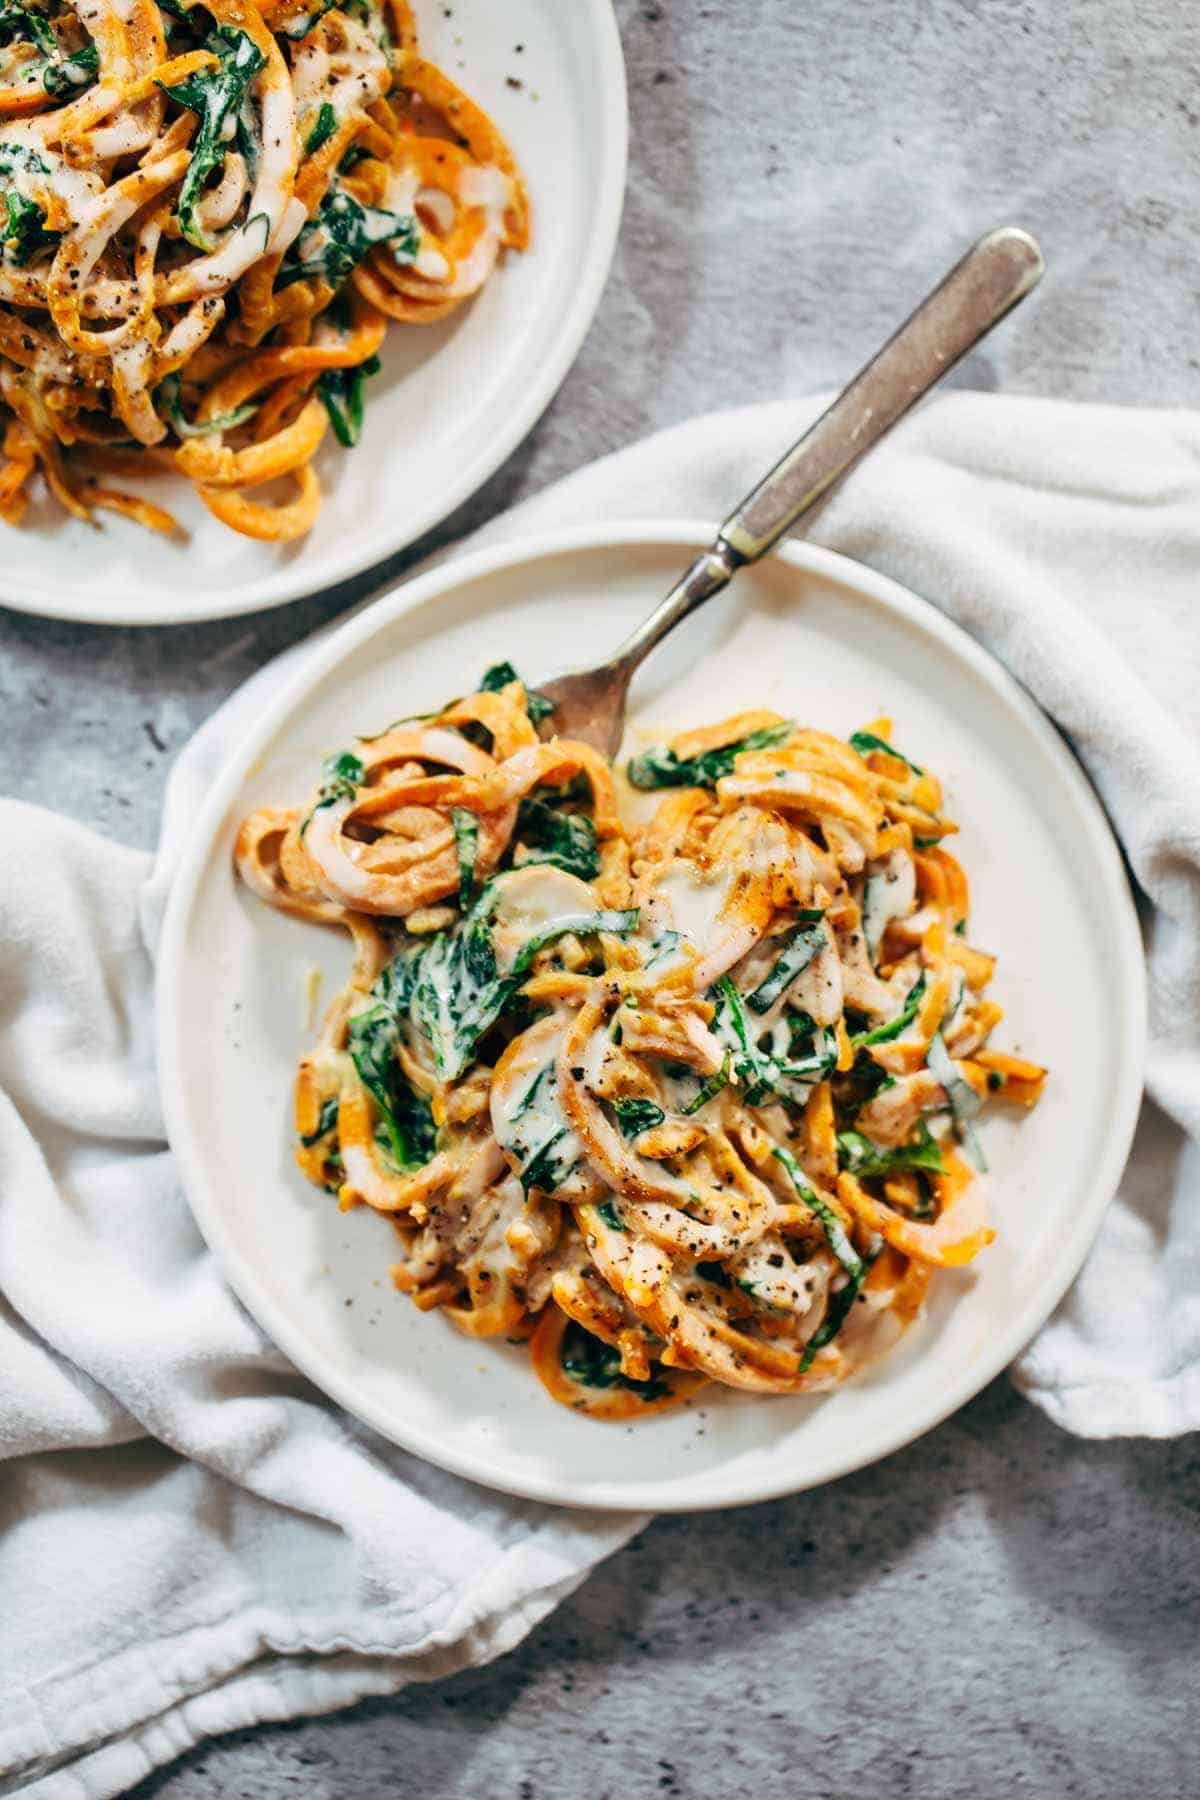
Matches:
[3,392,1199,1797]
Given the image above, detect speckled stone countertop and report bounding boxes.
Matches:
[5,1,1198,1793]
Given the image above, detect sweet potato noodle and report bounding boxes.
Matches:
[0,0,526,538]
[236,668,1047,1420]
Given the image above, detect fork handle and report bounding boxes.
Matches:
[720,225,1043,559]
[614,225,1044,671]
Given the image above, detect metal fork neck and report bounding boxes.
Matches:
[611,536,744,678]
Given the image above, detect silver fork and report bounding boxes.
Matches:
[537,225,1044,757]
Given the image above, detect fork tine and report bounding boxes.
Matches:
[535,663,632,757]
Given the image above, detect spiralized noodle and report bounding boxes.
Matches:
[0,0,526,538]
[236,668,1047,1420]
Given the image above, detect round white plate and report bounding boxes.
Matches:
[1,1,626,627]
[159,523,1146,1512]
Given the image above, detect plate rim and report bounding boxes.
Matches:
[0,0,629,629]
[157,518,1148,1512]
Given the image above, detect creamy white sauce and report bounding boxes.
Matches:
[487,866,599,974]
[156,294,226,367]
[196,152,248,233]
[109,334,152,396]
[875,965,932,1057]
[413,240,450,281]
[307,1042,351,1087]
[490,1015,591,1200]
[728,1234,824,1315]
[459,1177,524,1283]
[415,161,510,298]
[292,183,407,270]
[378,163,441,275]
[0,132,102,224]
[267,194,309,259]
[786,926,843,1028]
[295,13,390,135]
[722,766,811,798]
[164,58,299,301]
[86,115,159,161]
[861,848,915,961]
[381,164,419,216]
[73,0,118,34]
[644,862,733,959]
[941,964,967,1037]
[459,161,510,221]
[656,1060,704,1114]
[492,1059,583,1195]
[580,1024,614,1091]
[0,45,40,86]
[857,1068,947,1147]
[730,918,837,1044]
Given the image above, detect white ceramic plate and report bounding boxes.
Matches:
[158,523,1146,1512]
[0,1,626,627]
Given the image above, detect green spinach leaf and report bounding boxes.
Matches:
[559,1321,668,1400]
[773,1144,872,1371]
[711,977,776,1105]
[158,369,258,439]
[412,898,637,1082]
[626,721,794,791]
[317,354,380,447]
[43,40,99,97]
[347,989,435,1170]
[517,1127,578,1197]
[513,794,599,880]
[411,900,502,1082]
[926,1031,987,1171]
[0,1,55,58]
[772,1145,863,1278]
[612,1096,666,1139]
[500,1064,581,1196]
[0,142,57,268]
[299,1094,339,1146]
[836,1054,896,1118]
[299,748,364,837]
[451,806,478,908]
[848,729,923,775]
[478,660,555,727]
[512,909,638,978]
[798,1273,866,1372]
[317,747,363,801]
[680,1053,731,1115]
[277,184,418,290]
[159,26,266,251]
[836,1123,945,1179]
[304,98,337,154]
[712,977,837,1107]
[0,139,47,176]
[0,191,58,265]
[745,913,825,1015]
[851,972,926,1048]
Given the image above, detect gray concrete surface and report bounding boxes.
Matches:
[4,0,1197,1793]
[126,1382,1200,1800]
